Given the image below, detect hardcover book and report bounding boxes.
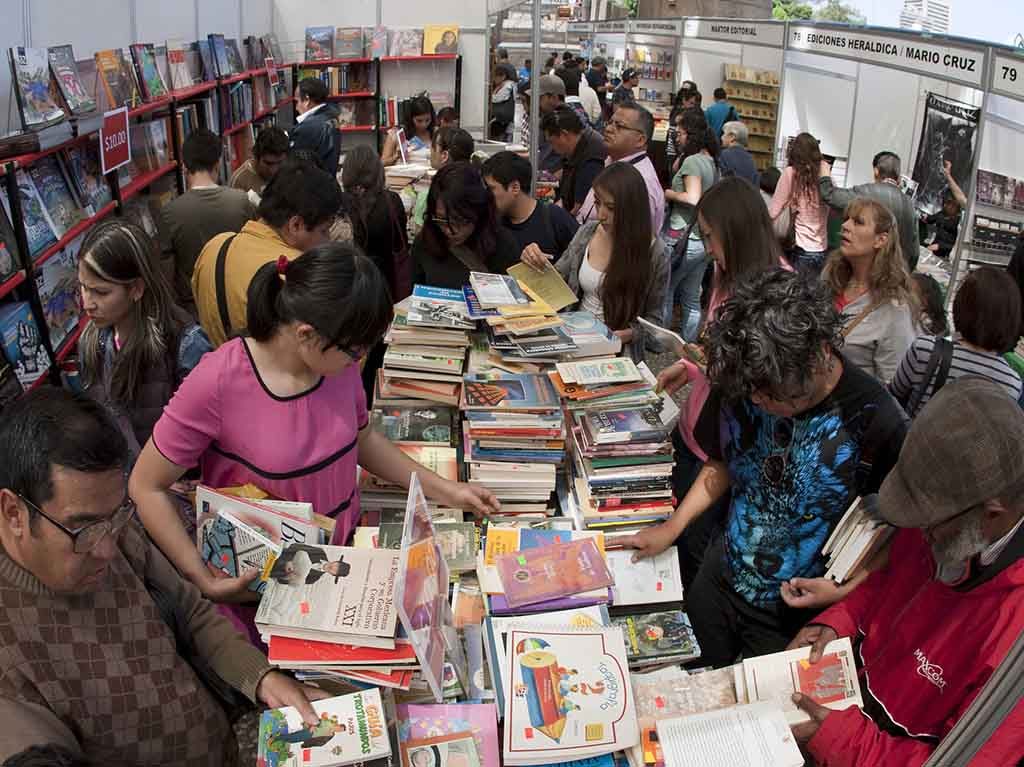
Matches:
[129,43,168,101]
[165,38,193,90]
[27,156,84,238]
[306,26,335,62]
[502,624,638,764]
[94,48,139,108]
[0,170,58,258]
[255,543,401,641]
[47,44,95,115]
[9,46,66,130]
[207,34,232,77]
[496,538,613,608]
[259,689,391,767]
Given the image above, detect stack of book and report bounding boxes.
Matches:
[821,495,894,584]
[357,444,459,514]
[377,286,474,406]
[460,373,564,515]
[553,360,679,532]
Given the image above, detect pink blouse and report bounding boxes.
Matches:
[769,166,829,253]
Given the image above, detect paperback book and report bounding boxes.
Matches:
[47,44,95,115]
[605,547,683,606]
[0,206,20,283]
[371,406,455,446]
[334,28,366,59]
[0,171,58,258]
[612,611,700,669]
[656,703,802,767]
[165,38,193,90]
[34,242,81,351]
[94,48,140,108]
[0,302,50,387]
[27,155,84,238]
[208,34,232,77]
[259,689,391,767]
[397,703,499,767]
[389,30,425,58]
[9,47,66,130]
[496,538,613,608]
[129,43,168,102]
[225,39,246,75]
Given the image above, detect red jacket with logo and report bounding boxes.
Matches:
[808,528,1024,766]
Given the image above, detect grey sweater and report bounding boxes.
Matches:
[554,221,668,362]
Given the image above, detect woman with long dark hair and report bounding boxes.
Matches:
[382,95,436,166]
[769,132,829,275]
[664,109,718,341]
[130,244,498,637]
[412,162,520,289]
[78,219,211,457]
[522,162,666,363]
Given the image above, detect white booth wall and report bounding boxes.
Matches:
[677,37,783,99]
[1,0,273,136]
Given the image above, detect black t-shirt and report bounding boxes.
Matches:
[586,69,608,105]
[411,227,521,290]
[694,357,908,608]
[501,202,579,263]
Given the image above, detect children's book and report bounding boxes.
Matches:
[129,43,168,101]
[258,689,391,767]
[9,47,65,130]
[334,28,366,59]
[502,624,639,764]
[47,44,95,115]
[255,544,401,645]
[496,538,613,608]
[27,155,84,238]
[306,26,336,62]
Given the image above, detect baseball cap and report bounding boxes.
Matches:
[621,68,639,82]
[679,80,697,93]
[524,74,566,98]
[879,377,1024,528]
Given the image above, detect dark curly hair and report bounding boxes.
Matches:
[704,268,843,401]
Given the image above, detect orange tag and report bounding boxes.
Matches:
[655,696,665,708]
[524,728,533,739]
[300,601,311,614]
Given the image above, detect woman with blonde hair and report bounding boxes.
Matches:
[823,197,917,383]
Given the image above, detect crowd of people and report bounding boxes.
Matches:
[0,62,1022,767]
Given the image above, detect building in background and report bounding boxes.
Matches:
[899,0,952,34]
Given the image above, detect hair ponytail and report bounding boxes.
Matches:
[245,242,394,350]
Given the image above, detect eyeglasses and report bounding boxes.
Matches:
[432,215,472,233]
[607,119,644,135]
[18,494,137,554]
[762,419,794,486]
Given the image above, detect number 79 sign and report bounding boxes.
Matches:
[992,55,1024,101]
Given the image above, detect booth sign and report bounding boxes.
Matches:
[683,19,785,48]
[991,53,1024,100]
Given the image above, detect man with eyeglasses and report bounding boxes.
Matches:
[623,269,907,667]
[575,103,665,235]
[786,377,1024,767]
[0,390,327,765]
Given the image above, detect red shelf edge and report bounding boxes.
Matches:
[328,91,376,99]
[4,129,99,170]
[224,120,254,136]
[127,96,173,119]
[120,162,178,201]
[170,82,218,101]
[219,72,251,85]
[0,269,26,300]
[338,125,376,133]
[380,54,458,62]
[300,57,373,66]
[33,201,118,269]
[54,316,88,363]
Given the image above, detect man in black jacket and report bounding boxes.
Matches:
[290,78,341,176]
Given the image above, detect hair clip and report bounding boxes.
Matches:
[276,255,289,280]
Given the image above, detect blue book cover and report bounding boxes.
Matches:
[28,156,84,239]
[462,285,500,319]
[0,171,57,257]
[208,34,231,77]
[0,301,50,387]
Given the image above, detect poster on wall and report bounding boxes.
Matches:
[911,93,980,216]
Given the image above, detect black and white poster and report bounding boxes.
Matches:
[911,93,980,216]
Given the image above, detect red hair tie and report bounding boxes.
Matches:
[276,255,290,280]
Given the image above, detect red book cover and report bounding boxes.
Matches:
[268,635,417,666]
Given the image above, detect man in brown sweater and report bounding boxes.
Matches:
[159,129,256,315]
[0,390,325,765]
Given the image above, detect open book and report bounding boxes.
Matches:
[656,702,803,767]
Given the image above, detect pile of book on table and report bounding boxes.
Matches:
[553,356,680,533]
[377,285,474,407]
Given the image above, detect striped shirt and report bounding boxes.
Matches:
[889,335,1023,416]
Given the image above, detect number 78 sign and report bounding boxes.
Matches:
[992,55,1024,100]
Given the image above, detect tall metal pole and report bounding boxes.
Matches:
[529,0,542,195]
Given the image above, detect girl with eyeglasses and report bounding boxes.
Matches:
[411,162,520,290]
[129,243,499,640]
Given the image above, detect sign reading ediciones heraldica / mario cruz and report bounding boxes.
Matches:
[788,25,985,87]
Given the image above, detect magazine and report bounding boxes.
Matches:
[9,47,65,130]
[502,624,639,764]
[258,689,391,767]
[47,44,95,115]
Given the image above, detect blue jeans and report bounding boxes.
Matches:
[666,236,709,342]
[790,248,827,280]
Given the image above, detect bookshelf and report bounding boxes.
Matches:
[377,55,462,139]
[723,64,781,172]
[294,57,382,151]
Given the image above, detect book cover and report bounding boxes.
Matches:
[207,34,232,77]
[165,38,193,90]
[306,26,335,62]
[389,30,426,58]
[33,242,80,351]
[605,548,683,607]
[0,170,58,258]
[256,543,400,638]
[225,39,246,75]
[502,624,638,763]
[200,510,281,594]
[462,286,501,319]
[469,272,529,308]
[259,689,391,767]
[335,28,365,59]
[196,39,216,81]
[612,611,700,666]
[0,301,50,387]
[408,285,475,329]
[129,43,168,101]
[556,358,642,386]
[496,538,613,608]
[371,406,455,446]
[461,374,559,410]
[423,26,460,55]
[268,635,418,667]
[399,732,482,767]
[370,27,389,58]
[27,156,84,238]
[94,48,139,108]
[9,47,65,130]
[47,44,95,115]
[195,484,317,553]
[262,34,285,64]
[0,204,22,283]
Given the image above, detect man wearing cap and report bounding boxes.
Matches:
[527,74,570,172]
[789,377,1024,767]
[612,68,639,108]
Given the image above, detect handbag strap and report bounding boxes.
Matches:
[841,297,885,339]
[214,235,237,340]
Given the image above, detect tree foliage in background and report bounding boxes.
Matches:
[773,0,865,24]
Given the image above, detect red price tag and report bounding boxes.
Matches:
[300,601,311,614]
[100,106,130,176]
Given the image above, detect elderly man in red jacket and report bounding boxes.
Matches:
[789,377,1024,766]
